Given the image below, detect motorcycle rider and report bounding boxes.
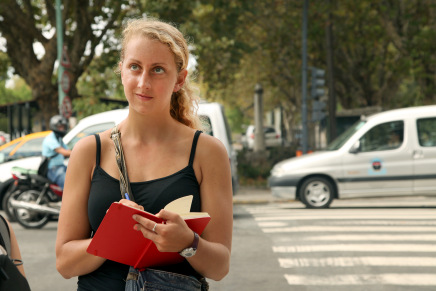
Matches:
[41,115,72,189]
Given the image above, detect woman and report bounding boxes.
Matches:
[55,17,233,290]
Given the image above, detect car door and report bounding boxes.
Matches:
[340,120,413,198]
[413,117,436,194]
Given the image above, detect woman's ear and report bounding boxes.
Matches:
[173,69,188,92]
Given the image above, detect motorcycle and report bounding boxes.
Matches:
[4,165,62,229]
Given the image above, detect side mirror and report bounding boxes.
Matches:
[349,141,360,154]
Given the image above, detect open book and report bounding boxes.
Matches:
[86,195,210,269]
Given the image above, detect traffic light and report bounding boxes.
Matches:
[310,67,326,122]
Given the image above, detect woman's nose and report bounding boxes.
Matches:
[138,72,151,89]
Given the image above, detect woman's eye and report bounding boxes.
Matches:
[129,64,139,71]
[154,67,165,74]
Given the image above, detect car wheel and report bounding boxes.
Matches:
[299,177,334,208]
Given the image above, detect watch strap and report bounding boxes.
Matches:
[191,232,199,250]
[179,232,199,257]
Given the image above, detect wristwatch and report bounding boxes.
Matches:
[179,232,199,258]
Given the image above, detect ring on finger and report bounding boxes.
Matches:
[152,223,157,233]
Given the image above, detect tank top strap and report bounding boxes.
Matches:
[188,130,202,166]
[94,134,101,166]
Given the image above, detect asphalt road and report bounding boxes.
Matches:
[5,191,436,291]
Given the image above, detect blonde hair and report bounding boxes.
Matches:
[119,17,201,129]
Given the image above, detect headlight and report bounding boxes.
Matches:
[271,166,285,177]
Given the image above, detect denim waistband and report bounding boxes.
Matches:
[125,266,209,291]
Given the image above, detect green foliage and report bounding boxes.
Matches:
[0,77,33,104]
[0,52,11,82]
[237,146,297,186]
[225,106,251,134]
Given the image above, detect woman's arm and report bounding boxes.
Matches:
[187,135,233,280]
[6,218,26,277]
[55,136,106,279]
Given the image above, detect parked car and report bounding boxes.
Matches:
[0,102,239,213]
[0,131,10,146]
[242,125,283,150]
[269,105,436,208]
[0,131,51,164]
[198,101,239,194]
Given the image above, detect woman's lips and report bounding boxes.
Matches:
[136,93,153,100]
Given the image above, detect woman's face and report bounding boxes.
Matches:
[120,35,186,116]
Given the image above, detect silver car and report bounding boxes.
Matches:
[269,105,436,208]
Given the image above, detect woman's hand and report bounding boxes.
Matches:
[118,199,144,211]
[132,209,194,253]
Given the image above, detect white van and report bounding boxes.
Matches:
[269,105,436,208]
[0,102,238,211]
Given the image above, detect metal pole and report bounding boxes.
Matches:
[301,0,309,154]
[56,0,64,113]
[326,0,337,142]
[254,83,265,152]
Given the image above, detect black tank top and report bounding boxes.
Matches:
[78,131,202,291]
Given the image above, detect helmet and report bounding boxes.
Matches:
[49,115,69,137]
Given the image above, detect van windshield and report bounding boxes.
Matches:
[326,119,366,150]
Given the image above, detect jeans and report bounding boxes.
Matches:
[125,267,209,291]
[47,165,67,189]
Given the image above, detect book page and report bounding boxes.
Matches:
[163,195,193,214]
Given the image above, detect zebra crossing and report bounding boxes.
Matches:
[244,204,436,289]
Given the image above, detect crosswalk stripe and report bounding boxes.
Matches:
[263,225,436,233]
[258,220,436,228]
[255,215,436,221]
[275,234,436,241]
[279,257,436,268]
[284,273,436,285]
[272,244,436,253]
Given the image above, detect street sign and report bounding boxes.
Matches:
[61,45,71,68]
[61,96,72,119]
[61,70,71,93]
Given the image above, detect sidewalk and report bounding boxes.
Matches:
[232,186,290,205]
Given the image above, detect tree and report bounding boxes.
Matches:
[0,0,130,126]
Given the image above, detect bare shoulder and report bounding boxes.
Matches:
[70,134,97,156]
[196,133,229,162]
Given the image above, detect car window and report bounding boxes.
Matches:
[264,127,276,134]
[0,140,21,156]
[417,117,436,147]
[359,120,404,152]
[10,137,46,161]
[66,122,115,149]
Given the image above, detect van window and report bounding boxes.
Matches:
[220,106,233,143]
[199,115,213,136]
[359,121,404,152]
[66,122,115,149]
[417,117,436,147]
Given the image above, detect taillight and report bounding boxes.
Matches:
[250,134,254,139]
[49,184,63,196]
[11,174,20,180]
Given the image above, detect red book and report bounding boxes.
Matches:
[86,196,210,269]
